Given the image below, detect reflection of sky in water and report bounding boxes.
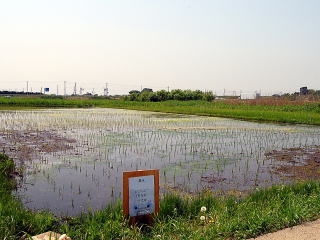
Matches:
[0,108,320,216]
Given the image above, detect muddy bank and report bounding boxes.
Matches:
[0,130,76,165]
[266,146,320,180]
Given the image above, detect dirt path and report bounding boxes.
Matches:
[250,219,320,240]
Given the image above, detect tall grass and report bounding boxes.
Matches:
[0,153,56,240]
[0,97,98,108]
[98,100,320,125]
[2,154,320,239]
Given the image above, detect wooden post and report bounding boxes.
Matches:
[123,169,159,225]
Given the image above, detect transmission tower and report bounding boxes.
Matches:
[64,81,67,96]
[104,83,109,96]
[73,82,77,95]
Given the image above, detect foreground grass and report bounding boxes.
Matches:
[1,97,320,125]
[2,154,320,239]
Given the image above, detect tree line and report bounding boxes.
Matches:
[123,89,215,102]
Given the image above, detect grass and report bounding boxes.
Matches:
[1,97,320,125]
[99,100,320,125]
[0,153,57,240]
[2,154,320,239]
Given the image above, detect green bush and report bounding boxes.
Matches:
[0,153,14,177]
[127,89,216,102]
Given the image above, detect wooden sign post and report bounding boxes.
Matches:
[123,169,159,225]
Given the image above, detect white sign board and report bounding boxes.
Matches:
[129,175,155,217]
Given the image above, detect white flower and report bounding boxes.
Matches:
[200,206,207,212]
[156,235,161,238]
[59,234,71,240]
[200,215,206,221]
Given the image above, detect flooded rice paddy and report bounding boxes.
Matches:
[0,108,320,216]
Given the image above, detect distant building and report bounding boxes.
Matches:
[129,90,140,95]
[300,87,309,95]
[141,88,153,93]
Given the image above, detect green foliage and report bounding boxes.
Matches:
[0,153,14,177]
[156,90,170,101]
[202,91,215,101]
[99,100,320,125]
[282,88,320,99]
[40,95,64,99]
[0,97,97,108]
[0,154,56,240]
[138,91,153,102]
[0,153,15,192]
[59,203,142,240]
[127,89,216,102]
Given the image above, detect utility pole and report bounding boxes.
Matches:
[167,86,170,92]
[26,81,29,93]
[57,84,59,95]
[64,81,67,96]
[73,82,77,95]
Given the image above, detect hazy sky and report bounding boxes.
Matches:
[1,0,319,95]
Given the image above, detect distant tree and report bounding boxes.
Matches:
[171,89,186,100]
[308,89,316,95]
[126,88,216,102]
[193,90,203,100]
[149,92,160,102]
[128,90,140,101]
[138,91,152,101]
[202,91,215,101]
[156,90,170,101]
[184,90,194,100]
[129,90,140,95]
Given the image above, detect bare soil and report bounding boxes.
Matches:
[265,146,320,180]
[0,130,76,164]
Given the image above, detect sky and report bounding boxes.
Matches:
[0,0,319,96]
